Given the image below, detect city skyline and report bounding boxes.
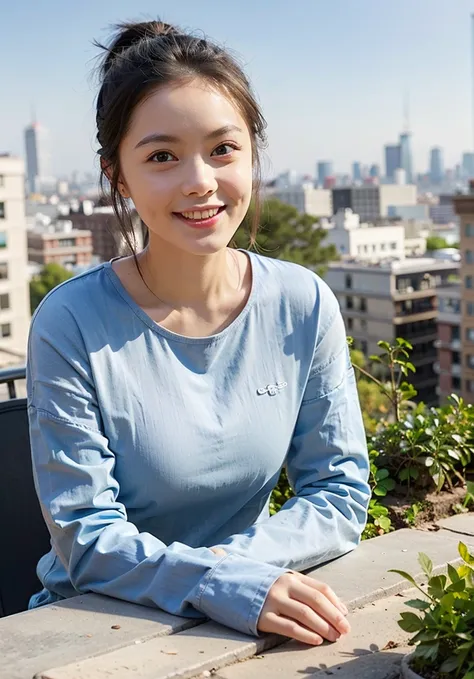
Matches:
[2,0,474,179]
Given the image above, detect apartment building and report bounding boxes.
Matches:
[28,221,93,268]
[325,258,459,405]
[331,184,417,222]
[268,184,332,218]
[0,155,30,366]
[435,284,461,402]
[453,187,474,402]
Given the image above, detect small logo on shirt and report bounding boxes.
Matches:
[257,381,288,396]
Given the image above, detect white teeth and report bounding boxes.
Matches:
[181,208,220,220]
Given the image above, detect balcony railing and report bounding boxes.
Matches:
[0,365,26,399]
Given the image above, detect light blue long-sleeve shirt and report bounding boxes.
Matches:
[26,250,370,637]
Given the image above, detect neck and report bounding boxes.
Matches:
[137,235,240,310]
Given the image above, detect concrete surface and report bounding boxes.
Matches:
[2,515,472,679]
[436,512,474,536]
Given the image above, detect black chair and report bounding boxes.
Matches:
[0,397,51,617]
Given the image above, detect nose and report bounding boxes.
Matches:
[181,155,218,197]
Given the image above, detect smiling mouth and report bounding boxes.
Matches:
[175,206,226,221]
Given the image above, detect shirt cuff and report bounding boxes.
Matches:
[194,553,289,636]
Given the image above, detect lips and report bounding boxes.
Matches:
[175,206,226,221]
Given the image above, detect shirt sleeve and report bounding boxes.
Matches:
[212,284,371,572]
[26,293,288,637]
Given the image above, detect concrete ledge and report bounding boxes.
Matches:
[435,513,474,536]
[30,519,474,679]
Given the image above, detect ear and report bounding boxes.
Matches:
[100,157,130,199]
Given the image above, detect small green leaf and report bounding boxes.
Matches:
[398,611,423,632]
[459,542,474,565]
[418,553,433,577]
[404,599,430,610]
[388,569,418,588]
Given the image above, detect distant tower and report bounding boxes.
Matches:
[384,144,401,181]
[399,93,414,183]
[316,161,333,187]
[24,116,52,194]
[352,162,362,182]
[429,147,444,185]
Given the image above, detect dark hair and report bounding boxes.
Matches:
[94,19,267,265]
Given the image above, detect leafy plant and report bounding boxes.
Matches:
[404,501,426,527]
[389,543,474,678]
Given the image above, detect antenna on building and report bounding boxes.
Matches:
[403,90,410,134]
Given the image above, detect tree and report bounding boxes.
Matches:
[233,198,338,275]
[426,236,449,251]
[30,263,74,313]
[349,345,390,433]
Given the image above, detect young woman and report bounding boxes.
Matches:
[27,20,370,647]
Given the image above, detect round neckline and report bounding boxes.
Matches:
[103,249,260,344]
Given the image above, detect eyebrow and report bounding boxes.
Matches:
[134,125,244,149]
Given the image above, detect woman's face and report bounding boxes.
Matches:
[118,78,254,256]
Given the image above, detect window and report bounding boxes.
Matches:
[381,243,386,251]
[468,302,474,316]
[452,376,461,389]
[345,274,352,290]
[346,317,353,331]
[466,250,474,264]
[0,262,7,280]
[0,202,4,219]
[0,175,3,187]
[390,242,397,250]
[467,355,474,369]
[359,297,367,312]
[466,276,473,289]
[361,340,368,355]
[0,232,6,248]
[0,293,9,310]
[451,325,460,341]
[346,296,353,310]
[0,323,11,338]
[467,328,474,342]
[59,238,75,248]
[465,223,474,237]
[360,318,367,331]
[466,379,474,393]
[452,351,461,365]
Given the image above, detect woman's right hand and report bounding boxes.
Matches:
[257,571,351,646]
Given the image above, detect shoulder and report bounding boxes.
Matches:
[248,251,340,332]
[29,262,110,342]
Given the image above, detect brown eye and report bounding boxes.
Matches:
[150,151,176,163]
[211,143,238,157]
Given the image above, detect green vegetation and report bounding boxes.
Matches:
[234,197,338,275]
[270,338,474,541]
[30,263,73,314]
[426,236,454,251]
[390,543,474,678]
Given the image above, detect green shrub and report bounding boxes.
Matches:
[390,543,474,677]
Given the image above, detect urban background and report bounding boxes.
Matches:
[1,0,474,414]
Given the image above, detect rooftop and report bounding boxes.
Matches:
[328,256,460,274]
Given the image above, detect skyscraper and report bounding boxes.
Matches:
[317,161,333,187]
[352,162,362,182]
[384,144,401,181]
[24,121,52,194]
[462,152,474,180]
[399,132,413,184]
[429,147,444,185]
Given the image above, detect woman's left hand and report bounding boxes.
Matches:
[210,547,227,557]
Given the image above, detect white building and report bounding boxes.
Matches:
[269,183,332,218]
[0,155,31,367]
[321,209,406,260]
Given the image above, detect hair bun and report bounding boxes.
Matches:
[100,20,179,75]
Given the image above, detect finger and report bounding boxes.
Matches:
[289,581,351,636]
[210,547,227,557]
[278,599,341,642]
[260,612,324,646]
[292,573,349,615]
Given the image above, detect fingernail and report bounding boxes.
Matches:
[339,602,348,615]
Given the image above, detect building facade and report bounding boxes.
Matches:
[316,161,333,187]
[28,222,93,268]
[270,185,332,217]
[429,147,444,185]
[320,209,405,260]
[331,184,417,222]
[435,284,461,402]
[453,188,474,402]
[0,155,31,365]
[325,258,459,405]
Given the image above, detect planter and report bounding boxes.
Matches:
[400,652,422,679]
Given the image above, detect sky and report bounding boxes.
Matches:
[2,0,474,180]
